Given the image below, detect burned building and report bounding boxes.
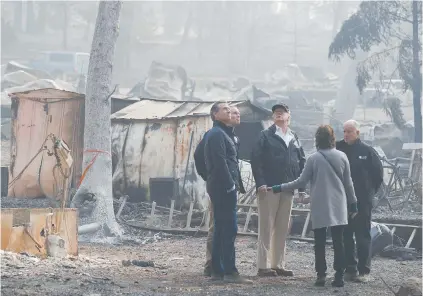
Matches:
[110,98,270,209]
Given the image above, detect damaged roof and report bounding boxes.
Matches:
[111,98,268,121]
[8,88,84,100]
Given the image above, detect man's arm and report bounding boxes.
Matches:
[294,133,307,193]
[206,131,235,191]
[234,136,246,194]
[193,137,207,181]
[368,146,384,193]
[295,135,306,192]
[342,156,358,213]
[273,156,313,192]
[250,132,267,189]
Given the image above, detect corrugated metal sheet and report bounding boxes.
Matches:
[8,89,84,199]
[111,116,211,208]
[111,96,140,114]
[111,98,249,121]
[10,88,83,100]
[111,121,177,200]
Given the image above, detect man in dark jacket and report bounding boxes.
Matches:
[336,119,383,283]
[203,101,251,284]
[251,103,306,277]
[194,106,246,277]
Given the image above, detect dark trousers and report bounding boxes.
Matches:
[314,225,346,277]
[209,189,238,275]
[344,205,372,275]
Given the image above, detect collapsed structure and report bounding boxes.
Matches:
[7,89,84,199]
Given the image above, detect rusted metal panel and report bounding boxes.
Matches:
[112,122,147,198]
[174,116,212,208]
[110,98,251,121]
[139,121,176,187]
[112,121,177,201]
[8,89,84,199]
[1,208,78,256]
[111,100,183,120]
[9,88,83,100]
[184,102,216,117]
[165,102,202,118]
[111,97,139,114]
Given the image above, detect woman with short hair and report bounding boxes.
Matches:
[269,125,357,287]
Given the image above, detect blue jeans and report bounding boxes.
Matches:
[210,189,238,275]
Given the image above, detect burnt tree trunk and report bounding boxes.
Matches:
[71,1,122,239]
[412,0,422,143]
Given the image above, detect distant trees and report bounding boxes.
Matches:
[329,1,422,142]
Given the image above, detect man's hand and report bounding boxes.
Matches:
[258,185,267,193]
[267,185,282,193]
[348,203,358,219]
[227,184,236,193]
[298,192,310,204]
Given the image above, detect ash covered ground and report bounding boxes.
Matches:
[1,232,421,296]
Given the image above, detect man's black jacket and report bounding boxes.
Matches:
[251,124,306,191]
[336,139,383,206]
[203,121,242,194]
[195,123,246,193]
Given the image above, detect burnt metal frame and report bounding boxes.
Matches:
[374,156,418,211]
[123,200,421,248]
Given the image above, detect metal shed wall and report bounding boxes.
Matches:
[8,89,84,199]
[111,116,211,209]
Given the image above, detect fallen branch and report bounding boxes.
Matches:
[78,223,101,235]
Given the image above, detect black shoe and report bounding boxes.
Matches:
[272,268,294,277]
[257,269,278,277]
[344,272,358,282]
[223,272,253,284]
[354,274,370,283]
[331,272,344,287]
[314,275,326,287]
[211,273,224,281]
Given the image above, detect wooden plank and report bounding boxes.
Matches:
[237,203,257,208]
[167,200,175,228]
[405,229,417,248]
[409,150,416,178]
[243,207,253,233]
[301,212,311,239]
[125,221,330,243]
[237,204,311,213]
[384,223,421,229]
[204,209,211,231]
[402,143,423,150]
[1,208,78,256]
[185,202,194,229]
[150,201,156,217]
[116,195,128,220]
